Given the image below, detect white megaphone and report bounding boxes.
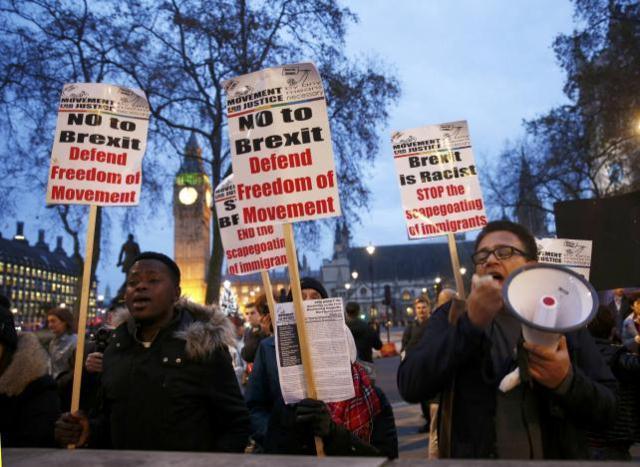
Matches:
[497,263,599,392]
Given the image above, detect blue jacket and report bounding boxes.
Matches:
[397,301,618,459]
[245,336,398,458]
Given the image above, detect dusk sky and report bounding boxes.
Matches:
[2,1,576,297]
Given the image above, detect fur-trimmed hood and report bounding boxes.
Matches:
[113,297,236,361]
[0,333,50,396]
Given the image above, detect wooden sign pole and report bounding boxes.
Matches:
[447,232,466,300]
[260,270,276,329]
[282,223,325,457]
[68,204,98,448]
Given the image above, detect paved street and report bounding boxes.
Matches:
[373,327,429,460]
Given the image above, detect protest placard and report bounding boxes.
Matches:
[224,63,344,456]
[46,83,150,206]
[391,120,487,239]
[214,175,287,276]
[224,62,341,226]
[391,120,487,298]
[274,298,355,405]
[45,83,150,440]
[536,238,593,279]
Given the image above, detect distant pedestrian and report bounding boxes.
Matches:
[47,306,77,411]
[345,301,382,381]
[608,288,630,341]
[621,297,640,353]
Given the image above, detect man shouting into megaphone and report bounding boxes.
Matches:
[398,220,616,460]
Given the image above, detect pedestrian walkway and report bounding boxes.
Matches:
[373,327,430,460]
[392,401,429,459]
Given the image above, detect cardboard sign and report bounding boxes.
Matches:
[391,120,487,239]
[224,62,341,226]
[46,83,150,206]
[215,175,287,275]
[536,237,593,279]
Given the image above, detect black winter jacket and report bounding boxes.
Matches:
[346,318,382,363]
[91,299,250,452]
[589,338,640,445]
[0,333,60,447]
[398,302,618,459]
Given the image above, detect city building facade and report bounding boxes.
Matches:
[0,222,97,329]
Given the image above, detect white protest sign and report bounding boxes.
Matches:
[215,175,287,275]
[536,238,593,279]
[46,83,150,206]
[224,62,341,226]
[275,298,354,404]
[391,120,487,239]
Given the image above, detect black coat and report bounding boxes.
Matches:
[346,318,382,363]
[400,319,427,353]
[0,333,60,447]
[92,300,250,452]
[589,338,640,445]
[398,302,618,459]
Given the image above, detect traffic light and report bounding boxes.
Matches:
[383,285,392,306]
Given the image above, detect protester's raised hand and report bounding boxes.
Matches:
[85,352,103,373]
[54,411,90,447]
[467,274,503,328]
[295,398,334,438]
[524,335,571,389]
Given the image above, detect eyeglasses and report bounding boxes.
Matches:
[471,245,529,265]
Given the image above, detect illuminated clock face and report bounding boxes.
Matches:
[178,186,198,205]
[205,189,212,208]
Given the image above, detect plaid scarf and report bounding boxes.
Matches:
[327,361,382,442]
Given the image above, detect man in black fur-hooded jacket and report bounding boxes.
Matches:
[55,252,250,452]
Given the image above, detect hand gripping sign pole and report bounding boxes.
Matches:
[282,223,325,456]
[46,83,150,448]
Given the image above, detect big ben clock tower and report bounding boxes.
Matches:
[173,133,212,304]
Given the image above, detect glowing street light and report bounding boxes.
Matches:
[435,277,442,284]
[351,271,359,280]
[366,244,376,256]
[345,283,351,290]
[459,267,467,275]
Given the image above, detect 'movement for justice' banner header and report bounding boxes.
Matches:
[46,83,150,206]
[391,120,487,239]
[224,62,341,226]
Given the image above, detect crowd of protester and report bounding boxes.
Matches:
[0,220,639,461]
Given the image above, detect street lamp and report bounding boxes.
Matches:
[366,244,376,315]
[351,271,359,281]
[344,283,351,290]
[435,276,442,284]
[459,267,467,275]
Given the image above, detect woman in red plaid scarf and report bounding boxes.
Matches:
[245,278,398,458]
